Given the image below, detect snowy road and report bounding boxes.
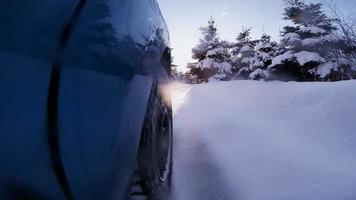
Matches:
[168,81,356,200]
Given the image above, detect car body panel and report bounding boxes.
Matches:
[0,0,170,199]
[0,52,66,200]
[58,68,153,199]
[0,0,77,61]
[63,0,170,77]
[0,2,77,199]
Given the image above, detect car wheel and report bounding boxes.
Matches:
[129,82,173,200]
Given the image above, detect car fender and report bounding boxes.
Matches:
[58,67,153,199]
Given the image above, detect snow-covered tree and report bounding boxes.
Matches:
[249,34,278,80]
[231,28,258,79]
[188,17,232,83]
[268,0,354,81]
[325,1,356,79]
[192,17,220,61]
[171,61,186,82]
[185,62,199,84]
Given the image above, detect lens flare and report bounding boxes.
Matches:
[170,82,192,115]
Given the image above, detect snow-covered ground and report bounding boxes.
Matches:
[169,80,356,200]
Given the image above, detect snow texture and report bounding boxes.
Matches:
[197,58,232,72]
[197,58,215,69]
[316,61,335,78]
[249,68,268,80]
[300,26,327,34]
[269,51,294,67]
[206,47,225,57]
[255,42,272,50]
[240,45,252,52]
[302,38,321,46]
[294,51,325,65]
[269,51,325,68]
[282,33,301,43]
[218,62,232,73]
[172,80,356,200]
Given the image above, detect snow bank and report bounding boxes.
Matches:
[172,80,356,200]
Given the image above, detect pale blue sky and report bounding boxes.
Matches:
[157,0,355,71]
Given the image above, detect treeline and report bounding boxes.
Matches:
[177,0,356,83]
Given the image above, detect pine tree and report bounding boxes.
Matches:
[188,17,232,83]
[249,34,278,80]
[231,28,258,79]
[269,0,354,81]
[192,17,220,61]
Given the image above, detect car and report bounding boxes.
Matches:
[0,0,172,199]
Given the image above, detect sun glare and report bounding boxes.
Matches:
[169,82,192,115]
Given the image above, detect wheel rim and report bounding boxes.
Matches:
[156,109,172,183]
[129,84,173,199]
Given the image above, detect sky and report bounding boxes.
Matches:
[157,0,355,71]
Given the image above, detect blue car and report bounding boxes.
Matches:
[0,0,172,199]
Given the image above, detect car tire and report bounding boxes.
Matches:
[129,82,173,200]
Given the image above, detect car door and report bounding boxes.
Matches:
[0,1,79,199]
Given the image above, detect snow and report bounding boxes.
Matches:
[282,33,301,43]
[231,55,240,63]
[249,68,268,80]
[196,58,231,72]
[196,58,214,69]
[316,61,335,78]
[172,80,356,200]
[323,33,342,42]
[269,51,294,67]
[218,62,232,73]
[241,57,251,64]
[338,57,352,65]
[257,52,270,60]
[269,51,325,68]
[294,51,325,66]
[255,42,272,50]
[240,45,252,52]
[282,33,300,40]
[300,26,326,34]
[302,38,321,46]
[250,59,263,69]
[206,47,225,56]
